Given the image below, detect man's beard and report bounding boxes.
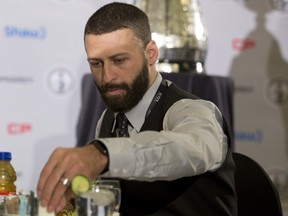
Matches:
[97,60,149,112]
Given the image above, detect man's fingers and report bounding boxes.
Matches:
[37,145,103,212]
[37,148,68,207]
[46,177,70,212]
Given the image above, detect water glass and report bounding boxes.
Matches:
[75,188,115,216]
[92,179,121,213]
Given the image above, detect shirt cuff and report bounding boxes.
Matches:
[97,138,136,178]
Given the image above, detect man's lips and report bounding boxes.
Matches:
[105,88,125,96]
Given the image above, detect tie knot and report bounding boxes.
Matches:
[117,112,128,123]
[116,113,129,137]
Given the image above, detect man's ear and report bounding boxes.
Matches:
[145,40,159,65]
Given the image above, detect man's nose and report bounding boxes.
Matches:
[103,63,116,82]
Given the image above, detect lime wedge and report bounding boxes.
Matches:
[71,175,90,194]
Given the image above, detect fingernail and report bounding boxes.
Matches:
[56,205,63,212]
[41,199,47,207]
[47,204,54,213]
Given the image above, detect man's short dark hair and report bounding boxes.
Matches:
[84,2,151,47]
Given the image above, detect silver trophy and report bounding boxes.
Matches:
[134,0,208,74]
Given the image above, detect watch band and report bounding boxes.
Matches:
[88,139,109,173]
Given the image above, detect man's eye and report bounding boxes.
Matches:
[114,58,125,64]
[90,61,102,68]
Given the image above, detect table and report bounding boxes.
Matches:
[76,73,234,147]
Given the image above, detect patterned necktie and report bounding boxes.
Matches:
[116,112,130,137]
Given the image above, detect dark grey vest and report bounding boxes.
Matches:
[99,82,237,216]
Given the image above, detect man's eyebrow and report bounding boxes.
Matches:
[110,52,130,58]
[87,57,101,62]
[88,52,130,61]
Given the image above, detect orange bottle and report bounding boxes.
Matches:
[0,152,17,195]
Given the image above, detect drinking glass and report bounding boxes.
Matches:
[75,189,115,216]
[92,179,121,213]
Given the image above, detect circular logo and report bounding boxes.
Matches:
[46,66,75,96]
[265,76,288,108]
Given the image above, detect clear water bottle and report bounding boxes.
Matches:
[0,152,17,196]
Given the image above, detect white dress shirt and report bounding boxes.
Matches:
[95,73,228,181]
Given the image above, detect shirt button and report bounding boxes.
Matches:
[113,168,119,173]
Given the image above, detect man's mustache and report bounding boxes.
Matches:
[99,83,129,93]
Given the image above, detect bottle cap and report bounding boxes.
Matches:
[0,152,12,160]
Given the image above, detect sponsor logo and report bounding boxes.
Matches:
[45,65,75,96]
[265,76,288,107]
[4,25,46,40]
[232,38,256,51]
[0,76,33,85]
[7,122,32,135]
[235,129,263,144]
